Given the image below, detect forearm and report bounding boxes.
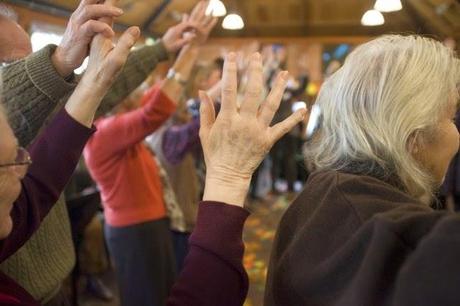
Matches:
[2,45,77,146]
[161,44,200,103]
[167,202,249,306]
[65,77,105,127]
[94,86,176,156]
[96,41,169,117]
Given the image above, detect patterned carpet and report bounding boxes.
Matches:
[243,194,292,306]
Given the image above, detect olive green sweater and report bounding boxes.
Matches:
[0,41,169,302]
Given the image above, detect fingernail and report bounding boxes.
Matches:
[115,8,123,15]
[129,27,140,36]
[253,52,261,60]
[280,71,289,80]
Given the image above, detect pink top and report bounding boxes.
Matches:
[84,86,176,227]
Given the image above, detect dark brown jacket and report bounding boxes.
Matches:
[265,170,460,306]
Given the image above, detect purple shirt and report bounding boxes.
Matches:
[162,116,201,165]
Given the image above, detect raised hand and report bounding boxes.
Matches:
[161,0,218,53]
[199,53,308,206]
[64,18,140,127]
[52,0,124,77]
[188,0,218,45]
[161,15,196,54]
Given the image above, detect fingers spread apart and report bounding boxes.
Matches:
[270,108,308,143]
[220,52,238,115]
[258,71,289,125]
[241,53,263,116]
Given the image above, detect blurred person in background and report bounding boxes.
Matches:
[83,2,217,305]
[147,59,222,272]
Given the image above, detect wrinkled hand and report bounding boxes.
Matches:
[65,18,140,127]
[52,0,124,77]
[199,53,308,206]
[188,0,217,45]
[82,27,140,92]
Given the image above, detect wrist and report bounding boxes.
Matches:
[51,47,74,78]
[203,174,251,207]
[159,39,176,58]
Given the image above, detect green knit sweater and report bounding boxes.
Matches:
[0,41,169,302]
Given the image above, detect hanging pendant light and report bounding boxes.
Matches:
[206,0,227,17]
[222,13,244,30]
[361,9,385,26]
[374,0,402,12]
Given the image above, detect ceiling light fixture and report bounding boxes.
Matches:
[222,13,244,30]
[374,0,402,12]
[361,9,385,26]
[206,0,227,17]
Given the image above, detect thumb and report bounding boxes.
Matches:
[270,108,308,144]
[103,26,140,77]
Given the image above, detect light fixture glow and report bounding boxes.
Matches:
[206,0,227,17]
[222,13,244,30]
[361,9,385,26]
[374,0,402,12]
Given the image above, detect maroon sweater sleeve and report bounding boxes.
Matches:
[167,201,250,306]
[0,109,95,262]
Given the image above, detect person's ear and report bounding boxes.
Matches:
[408,130,422,156]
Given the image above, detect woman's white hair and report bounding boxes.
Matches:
[306,35,460,202]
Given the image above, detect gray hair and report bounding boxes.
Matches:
[305,35,460,202]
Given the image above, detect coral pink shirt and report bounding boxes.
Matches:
[84,86,176,227]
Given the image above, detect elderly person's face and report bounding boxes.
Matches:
[0,112,22,239]
[414,100,459,185]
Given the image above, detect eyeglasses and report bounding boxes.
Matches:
[0,147,32,178]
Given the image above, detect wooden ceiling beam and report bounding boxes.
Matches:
[212,23,419,38]
[404,0,457,38]
[141,0,172,32]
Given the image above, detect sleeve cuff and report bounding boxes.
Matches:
[25,44,77,103]
[190,202,250,264]
[152,40,170,61]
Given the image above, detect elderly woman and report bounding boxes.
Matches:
[166,35,460,306]
[0,21,140,305]
[265,35,460,306]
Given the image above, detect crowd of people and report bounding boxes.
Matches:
[0,0,459,306]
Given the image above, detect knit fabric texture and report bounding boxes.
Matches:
[1,44,76,146]
[0,196,75,303]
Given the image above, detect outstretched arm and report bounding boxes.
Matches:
[0,16,140,261]
[167,53,307,305]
